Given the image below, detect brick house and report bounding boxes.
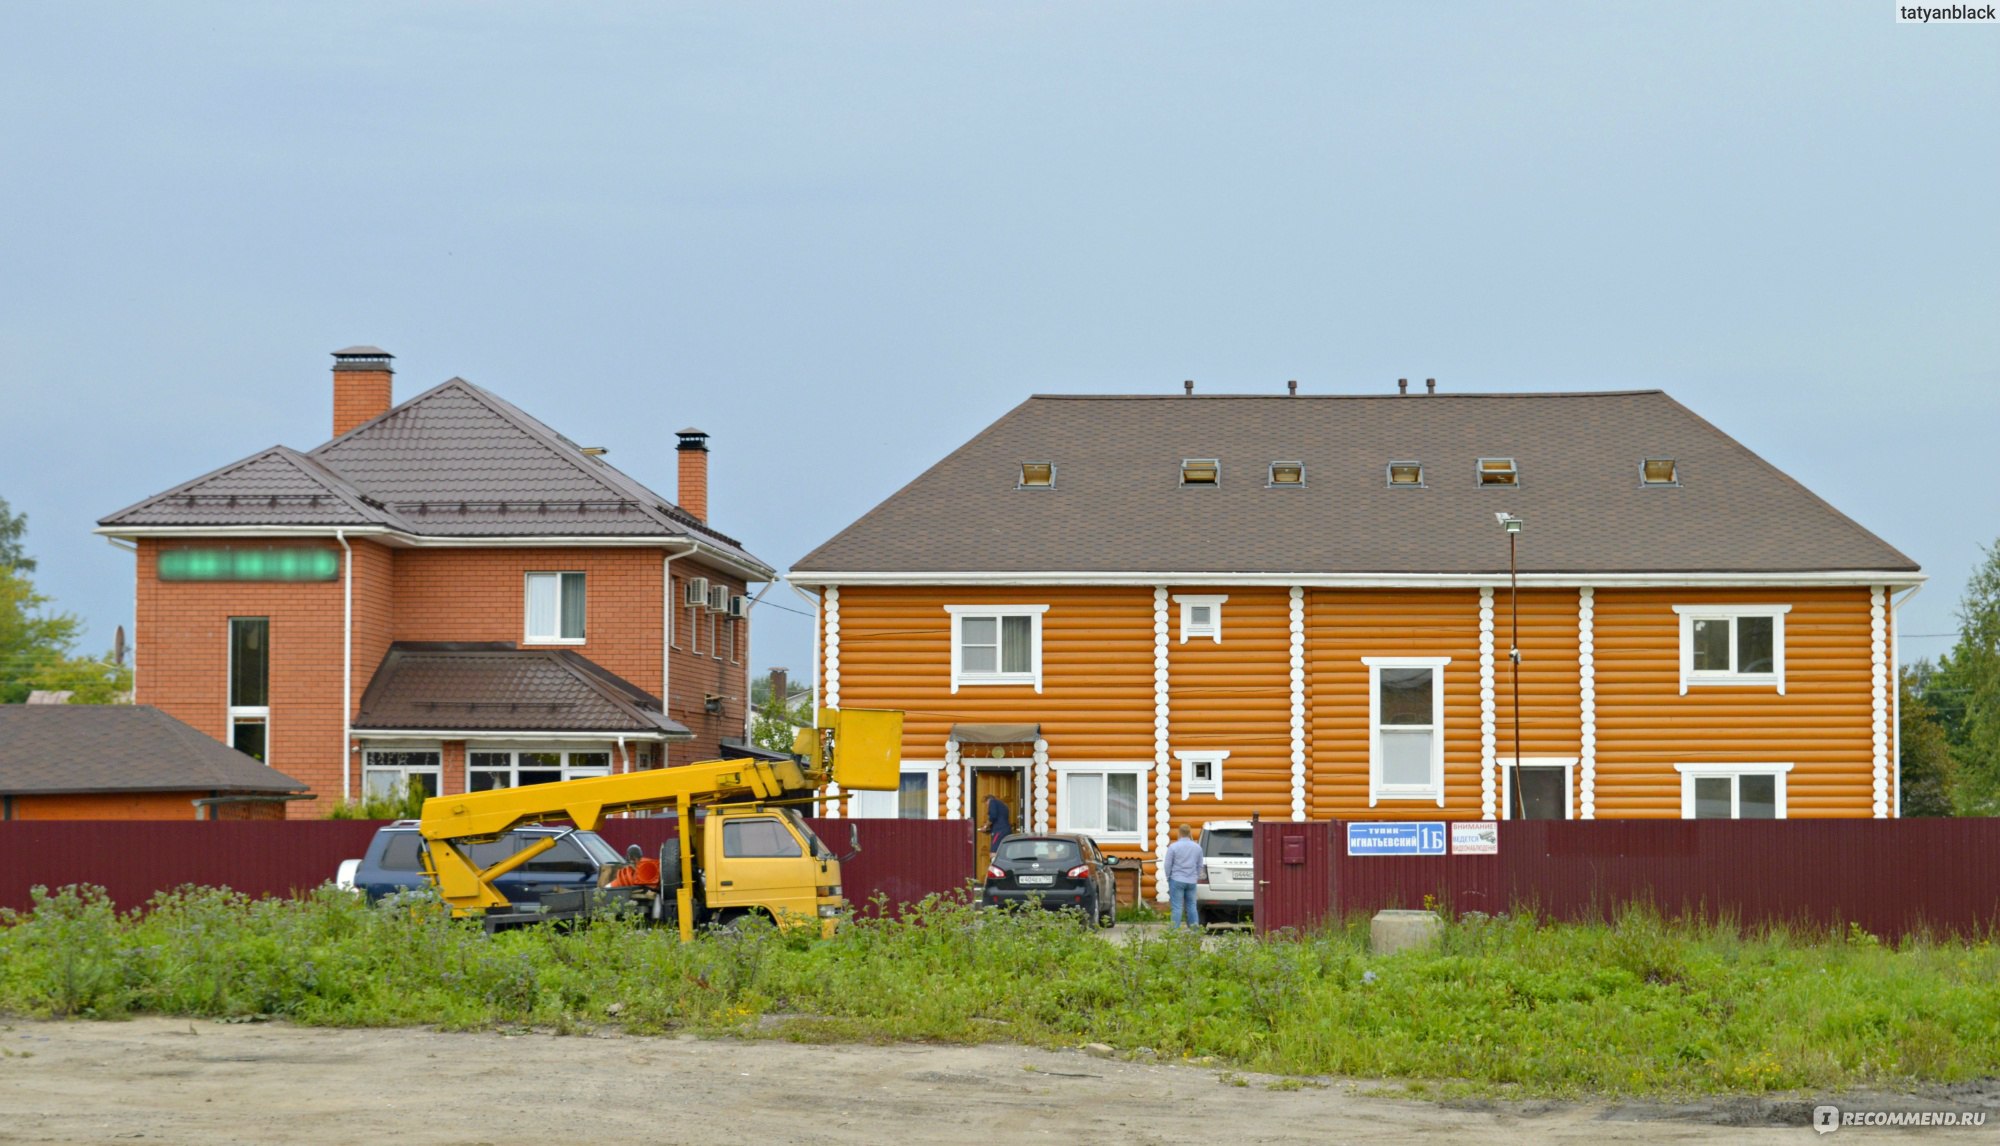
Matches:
[789,386,1923,889]
[98,347,775,816]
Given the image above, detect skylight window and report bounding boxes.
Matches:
[1477,458,1519,486]
[1642,458,1678,486]
[1387,462,1424,487]
[1180,459,1219,486]
[1019,462,1054,489]
[1268,461,1304,487]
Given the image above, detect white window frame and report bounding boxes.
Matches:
[1173,594,1227,644]
[1175,749,1229,800]
[466,744,617,790]
[1497,756,1577,820]
[360,744,443,801]
[1053,761,1150,844]
[1363,656,1451,807]
[847,763,940,820]
[945,604,1048,693]
[1674,762,1793,819]
[523,571,587,645]
[226,616,271,765]
[1674,604,1790,695]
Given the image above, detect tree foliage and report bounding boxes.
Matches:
[0,496,32,573]
[1901,538,2000,816]
[0,509,131,704]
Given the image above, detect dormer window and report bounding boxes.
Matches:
[1268,461,1304,487]
[1387,462,1424,487]
[1477,458,1519,486]
[1180,459,1219,486]
[1642,458,1678,486]
[1019,462,1054,489]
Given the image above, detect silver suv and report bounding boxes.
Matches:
[1194,820,1253,923]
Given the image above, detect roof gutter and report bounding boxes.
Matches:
[785,569,1929,590]
[349,729,689,742]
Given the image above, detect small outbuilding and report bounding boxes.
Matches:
[0,705,309,820]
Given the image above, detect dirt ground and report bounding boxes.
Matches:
[0,1018,1988,1144]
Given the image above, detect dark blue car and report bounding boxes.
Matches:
[340,820,625,913]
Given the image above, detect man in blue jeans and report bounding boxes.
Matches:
[1163,824,1204,929]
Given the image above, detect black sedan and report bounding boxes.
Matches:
[980,833,1118,928]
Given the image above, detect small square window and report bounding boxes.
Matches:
[1174,594,1227,644]
[1642,458,1678,485]
[1180,459,1219,486]
[1019,462,1054,488]
[1268,461,1304,486]
[1387,462,1423,487]
[1177,750,1229,799]
[1477,458,1519,486]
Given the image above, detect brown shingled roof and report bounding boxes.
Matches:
[0,706,308,796]
[351,643,693,738]
[792,391,1917,577]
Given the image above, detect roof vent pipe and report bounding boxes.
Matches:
[1426,378,1437,394]
[1397,378,1408,395]
[1286,380,1297,396]
[1183,379,1194,396]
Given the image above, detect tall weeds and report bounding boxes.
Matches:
[1,886,1994,1096]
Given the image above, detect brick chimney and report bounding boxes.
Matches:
[331,346,394,437]
[676,428,710,522]
[768,667,789,711]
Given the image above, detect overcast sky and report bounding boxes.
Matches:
[2,3,1994,684]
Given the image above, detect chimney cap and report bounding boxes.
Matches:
[1183,379,1194,395]
[676,428,710,450]
[332,345,393,359]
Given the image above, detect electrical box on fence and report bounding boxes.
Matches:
[817,707,903,791]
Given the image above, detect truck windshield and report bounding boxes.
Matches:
[781,809,834,860]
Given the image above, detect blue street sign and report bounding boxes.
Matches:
[1346,821,1448,856]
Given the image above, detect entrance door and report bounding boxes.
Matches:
[972,766,1024,875]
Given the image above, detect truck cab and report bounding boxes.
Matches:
[677,805,845,936]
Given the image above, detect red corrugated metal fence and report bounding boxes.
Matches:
[0,818,975,917]
[1254,819,2000,939]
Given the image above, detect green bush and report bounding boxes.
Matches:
[324,777,429,820]
[1,888,1995,1097]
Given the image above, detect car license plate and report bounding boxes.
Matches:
[1017,875,1055,885]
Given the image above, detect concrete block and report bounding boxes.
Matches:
[1370,909,1442,955]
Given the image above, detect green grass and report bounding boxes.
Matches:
[2,884,1996,1098]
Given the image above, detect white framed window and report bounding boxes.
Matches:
[1173,594,1227,644]
[1675,763,1791,819]
[945,605,1048,693]
[1055,762,1148,844]
[1674,605,1789,694]
[1364,656,1450,806]
[847,764,939,819]
[362,748,441,801]
[1175,750,1229,799]
[227,616,271,763]
[467,746,614,791]
[1498,756,1576,820]
[524,572,586,644]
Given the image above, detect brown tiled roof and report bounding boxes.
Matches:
[792,391,1918,577]
[0,706,308,796]
[351,643,693,738]
[100,378,772,577]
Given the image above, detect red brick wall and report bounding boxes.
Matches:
[135,539,351,816]
[665,562,750,765]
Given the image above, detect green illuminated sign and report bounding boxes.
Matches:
[158,548,340,582]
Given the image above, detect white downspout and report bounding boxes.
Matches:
[662,550,678,720]
[337,530,353,804]
[1891,584,1922,818]
[617,734,630,775]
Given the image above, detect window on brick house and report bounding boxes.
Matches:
[524,572,586,643]
[670,579,681,649]
[363,749,440,802]
[228,617,270,762]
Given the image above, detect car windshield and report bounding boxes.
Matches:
[781,808,835,860]
[572,832,622,866]
[1202,830,1252,858]
[997,838,1079,864]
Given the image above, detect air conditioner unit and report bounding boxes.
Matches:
[707,584,729,612]
[727,594,748,619]
[683,577,709,607]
